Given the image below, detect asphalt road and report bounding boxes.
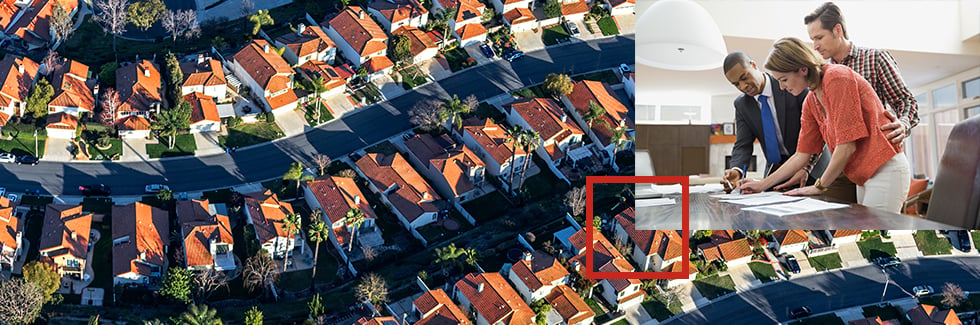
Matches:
[666,256,980,324]
[0,35,635,196]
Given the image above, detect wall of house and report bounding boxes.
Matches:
[458,130,505,176]
[608,2,634,16]
[325,27,367,67]
[228,59,269,111]
[506,268,536,302]
[413,48,439,65]
[113,272,148,286]
[777,242,808,255]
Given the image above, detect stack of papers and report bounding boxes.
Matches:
[741,198,849,216]
[690,183,725,194]
[636,197,676,207]
[720,194,805,206]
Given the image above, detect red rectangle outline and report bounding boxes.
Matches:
[585,176,690,280]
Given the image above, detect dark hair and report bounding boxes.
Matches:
[804,2,848,39]
[723,51,752,74]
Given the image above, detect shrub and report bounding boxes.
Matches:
[264,111,275,122]
[227,116,243,128]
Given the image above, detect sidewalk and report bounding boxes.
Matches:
[274,109,309,137]
[807,297,920,325]
[886,234,921,260]
[118,138,154,162]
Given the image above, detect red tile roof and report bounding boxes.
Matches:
[404,133,485,197]
[233,39,294,95]
[832,230,862,238]
[296,60,347,91]
[177,199,234,268]
[0,111,9,127]
[414,289,472,325]
[305,176,377,226]
[243,190,296,245]
[906,304,961,325]
[49,60,95,112]
[111,202,169,277]
[462,117,526,166]
[608,0,635,8]
[116,115,150,131]
[6,0,77,46]
[355,316,399,325]
[774,230,808,246]
[116,60,162,114]
[569,229,639,291]
[510,97,584,144]
[180,58,227,88]
[503,8,535,25]
[454,0,484,23]
[0,56,39,108]
[0,196,21,252]
[355,151,440,224]
[664,259,698,275]
[364,55,394,73]
[38,204,92,260]
[454,23,486,41]
[327,6,388,57]
[45,112,77,130]
[614,207,682,261]
[455,272,535,325]
[393,26,437,58]
[368,0,428,25]
[275,25,336,58]
[561,0,589,16]
[697,230,752,263]
[511,250,569,293]
[185,92,219,123]
[567,80,632,146]
[545,285,594,325]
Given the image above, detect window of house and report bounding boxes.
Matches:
[966,105,980,119]
[932,84,957,108]
[963,77,980,99]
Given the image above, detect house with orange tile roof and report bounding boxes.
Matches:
[111,202,169,287]
[825,229,863,246]
[506,97,589,170]
[605,0,635,16]
[905,304,962,325]
[0,195,23,272]
[177,199,235,271]
[663,259,698,287]
[696,230,753,267]
[295,59,348,104]
[273,24,337,66]
[458,117,528,187]
[323,6,393,78]
[303,175,382,263]
[392,26,439,64]
[3,0,78,50]
[230,39,298,114]
[560,0,589,21]
[184,92,220,133]
[179,55,229,103]
[402,133,488,204]
[38,204,92,279]
[562,227,644,312]
[355,316,400,325]
[115,59,162,139]
[449,0,487,47]
[490,0,531,15]
[354,150,442,232]
[562,80,634,168]
[48,59,95,116]
[412,289,472,325]
[44,111,77,138]
[455,272,536,325]
[544,285,594,325]
[612,207,686,271]
[367,0,428,34]
[243,190,304,260]
[773,230,810,255]
[506,250,569,303]
[502,7,536,33]
[0,55,39,132]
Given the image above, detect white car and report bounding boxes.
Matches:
[144,184,171,193]
[913,285,934,297]
[0,153,15,163]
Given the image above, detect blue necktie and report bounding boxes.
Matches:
[758,95,781,165]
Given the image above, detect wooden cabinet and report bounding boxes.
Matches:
[635,124,711,176]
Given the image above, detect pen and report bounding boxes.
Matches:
[740,164,748,195]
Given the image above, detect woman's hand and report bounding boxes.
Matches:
[739,180,767,194]
[784,185,822,196]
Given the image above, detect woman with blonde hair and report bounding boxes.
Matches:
[740,37,910,213]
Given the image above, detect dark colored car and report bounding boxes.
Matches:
[957,230,972,252]
[480,43,495,58]
[79,184,111,196]
[785,255,801,274]
[790,306,812,319]
[874,256,902,268]
[15,155,38,165]
[503,50,525,62]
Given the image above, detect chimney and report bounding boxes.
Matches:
[198,54,205,65]
[560,113,568,123]
[17,64,24,74]
[297,23,306,34]
[140,251,146,261]
[209,239,217,255]
[263,43,270,53]
[71,231,77,241]
[354,195,361,205]
[358,10,365,20]
[143,65,150,77]
[523,251,532,261]
[477,282,484,293]
[571,260,580,271]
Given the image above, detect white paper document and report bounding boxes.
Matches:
[710,191,783,200]
[741,198,850,216]
[720,194,805,206]
[635,197,676,207]
[690,183,725,194]
[649,184,682,195]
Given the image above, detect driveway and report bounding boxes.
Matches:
[193,132,225,156]
[888,234,921,260]
[620,303,654,325]
[274,109,309,137]
[323,94,358,118]
[513,30,545,52]
[43,138,75,162]
[465,44,492,65]
[614,13,636,34]
[374,75,405,101]
[724,263,760,292]
[837,242,867,268]
[119,138,153,162]
[422,57,453,81]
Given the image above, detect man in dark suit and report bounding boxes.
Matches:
[722,51,828,189]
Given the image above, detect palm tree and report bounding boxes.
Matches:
[281,213,301,273]
[306,215,328,285]
[607,124,630,166]
[282,162,304,194]
[152,101,192,149]
[247,9,273,35]
[172,304,223,325]
[438,94,472,129]
[306,75,328,125]
[517,130,540,190]
[503,125,524,193]
[434,243,464,276]
[583,101,605,128]
[344,208,366,252]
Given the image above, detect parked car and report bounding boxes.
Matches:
[503,50,525,62]
[15,155,38,165]
[785,255,801,274]
[620,63,632,74]
[957,230,972,252]
[79,184,111,196]
[790,306,812,319]
[0,187,5,198]
[144,184,171,193]
[912,285,934,297]
[480,43,495,58]
[0,153,15,163]
[565,21,581,36]
[874,256,902,268]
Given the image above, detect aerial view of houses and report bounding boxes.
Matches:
[0,0,635,322]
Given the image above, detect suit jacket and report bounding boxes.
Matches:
[731,73,829,179]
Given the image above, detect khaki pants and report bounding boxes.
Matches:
[856,154,911,214]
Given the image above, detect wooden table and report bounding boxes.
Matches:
[635,192,961,230]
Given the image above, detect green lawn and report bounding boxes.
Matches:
[146,134,197,158]
[857,237,898,261]
[642,294,683,321]
[90,223,113,301]
[462,191,510,224]
[862,304,907,324]
[693,274,736,300]
[399,66,428,89]
[583,297,606,317]
[973,231,980,251]
[85,138,123,160]
[749,261,778,283]
[219,122,285,149]
[573,70,621,85]
[440,47,475,72]
[350,82,384,106]
[0,130,46,157]
[807,253,843,271]
[788,314,845,325]
[303,101,334,126]
[914,230,953,256]
[541,25,570,46]
[597,16,620,36]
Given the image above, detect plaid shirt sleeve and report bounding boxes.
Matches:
[872,49,919,130]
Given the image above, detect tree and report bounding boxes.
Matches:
[303,75,328,125]
[593,216,602,231]
[100,88,121,127]
[517,129,540,190]
[283,161,305,194]
[173,304,223,325]
[434,243,477,275]
[22,261,59,303]
[355,273,389,305]
[50,2,74,47]
[941,282,966,308]
[164,52,183,103]
[504,125,524,192]
[389,34,412,66]
[156,188,174,202]
[243,306,263,325]
[99,62,120,86]
[583,101,605,127]
[40,52,64,76]
[281,213,301,273]
[162,9,199,44]
[0,278,44,325]
[152,100,192,149]
[607,124,630,165]
[564,186,586,217]
[160,267,193,304]
[193,268,228,303]
[542,73,573,99]
[26,78,54,119]
[243,252,279,297]
[437,94,475,129]
[127,0,165,31]
[409,99,443,131]
[481,6,495,23]
[307,293,325,318]
[94,0,129,59]
[437,8,457,48]
[344,208,366,252]
[544,0,562,18]
[307,217,328,284]
[313,154,331,176]
[529,299,551,325]
[248,9,274,35]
